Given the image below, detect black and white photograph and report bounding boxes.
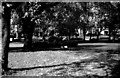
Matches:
[1,0,120,77]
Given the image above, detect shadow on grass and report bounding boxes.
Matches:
[110,60,120,78]
[8,63,70,71]
[9,44,105,52]
[9,39,120,52]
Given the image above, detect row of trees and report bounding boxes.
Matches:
[1,2,120,74]
[11,2,120,42]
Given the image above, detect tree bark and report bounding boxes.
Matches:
[108,26,112,42]
[90,33,92,41]
[23,18,35,51]
[113,27,116,42]
[1,4,11,73]
[89,29,92,41]
[23,32,33,51]
[83,27,86,42]
[97,33,99,41]
[97,30,100,41]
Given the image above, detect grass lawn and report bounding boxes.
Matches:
[4,42,120,77]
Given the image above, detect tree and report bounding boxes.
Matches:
[1,3,11,73]
[23,2,59,50]
[1,2,20,74]
[1,2,23,74]
[34,2,84,40]
[95,2,120,41]
[12,2,60,50]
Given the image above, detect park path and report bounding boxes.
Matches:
[8,42,120,76]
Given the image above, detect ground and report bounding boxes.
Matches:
[5,42,120,77]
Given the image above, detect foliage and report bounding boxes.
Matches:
[10,2,120,39]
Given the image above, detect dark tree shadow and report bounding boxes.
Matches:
[8,63,70,71]
[110,60,120,78]
[9,40,108,52]
[9,44,105,53]
[9,39,120,52]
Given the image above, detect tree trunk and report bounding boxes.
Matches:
[24,32,33,51]
[97,30,100,41]
[1,5,11,73]
[23,20,35,51]
[90,33,92,41]
[89,29,92,41]
[113,28,116,42]
[97,33,99,41]
[83,27,86,42]
[108,27,112,42]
